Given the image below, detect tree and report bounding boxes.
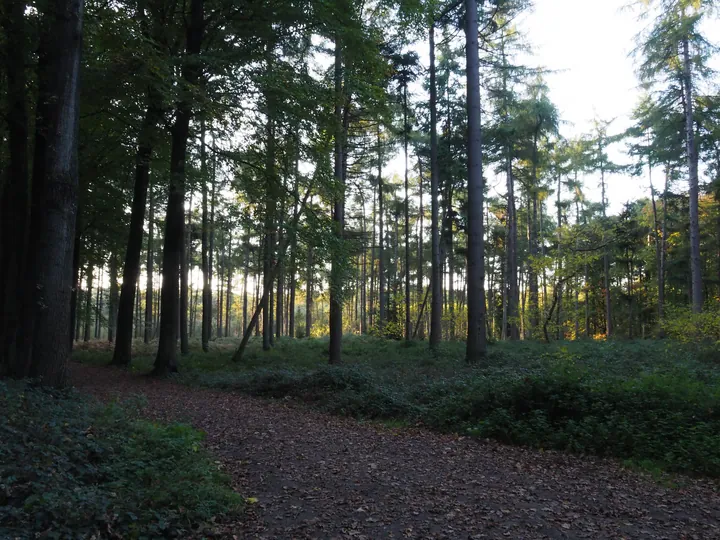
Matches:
[153,0,204,375]
[464,0,487,362]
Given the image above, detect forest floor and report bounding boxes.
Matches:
[69,362,720,540]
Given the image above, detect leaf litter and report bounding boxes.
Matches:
[70,364,720,539]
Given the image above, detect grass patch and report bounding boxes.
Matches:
[0,379,241,539]
[76,336,720,478]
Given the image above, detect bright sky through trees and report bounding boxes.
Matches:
[519,0,720,213]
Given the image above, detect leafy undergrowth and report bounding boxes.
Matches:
[0,380,242,539]
[76,336,720,478]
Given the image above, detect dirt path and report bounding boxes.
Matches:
[69,364,720,539]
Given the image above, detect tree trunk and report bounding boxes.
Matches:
[377,127,385,329]
[682,37,703,313]
[201,120,211,352]
[306,246,313,337]
[225,238,232,338]
[0,0,30,373]
[108,254,119,342]
[15,0,83,385]
[329,36,345,364]
[242,240,249,334]
[111,99,161,366]
[153,0,203,375]
[403,81,411,341]
[464,0,487,362]
[144,186,154,343]
[180,188,191,354]
[84,266,93,342]
[429,22,442,350]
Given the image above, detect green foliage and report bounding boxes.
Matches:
[0,380,241,539]
[662,305,720,343]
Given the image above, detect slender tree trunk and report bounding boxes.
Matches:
[108,254,119,342]
[464,0,487,362]
[403,81,411,341]
[201,120,211,352]
[180,188,191,354]
[111,99,161,366]
[682,37,703,313]
[153,0,203,375]
[659,167,669,327]
[262,110,276,350]
[429,22,442,350]
[84,266,93,342]
[243,240,249,334]
[217,235,224,338]
[417,158,424,339]
[94,269,102,339]
[306,246,313,337]
[0,0,30,373]
[328,36,345,364]
[377,127,385,329]
[225,238,232,338]
[600,163,612,337]
[144,187,154,343]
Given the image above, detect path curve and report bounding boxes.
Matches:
[70,364,720,539]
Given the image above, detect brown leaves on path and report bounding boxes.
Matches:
[69,364,720,539]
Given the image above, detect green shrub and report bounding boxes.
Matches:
[0,380,241,539]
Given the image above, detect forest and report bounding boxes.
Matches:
[1,0,720,538]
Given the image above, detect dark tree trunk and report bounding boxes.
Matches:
[377,127,385,329]
[417,158,424,340]
[111,99,161,366]
[403,81,411,341]
[464,0,487,362]
[328,37,344,364]
[242,240,249,333]
[108,254,119,342]
[153,0,203,375]
[180,189,191,354]
[94,269,102,339]
[225,237,232,338]
[14,0,83,386]
[144,186,155,343]
[83,265,93,342]
[429,22,442,350]
[0,0,30,373]
[201,120,211,352]
[682,37,703,313]
[306,246,313,337]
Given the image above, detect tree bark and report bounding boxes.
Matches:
[429,22,442,350]
[306,245,313,337]
[153,0,203,375]
[111,95,161,365]
[403,80,411,341]
[464,0,487,362]
[201,120,212,351]
[108,254,119,342]
[144,186,155,343]
[15,0,83,386]
[83,265,93,342]
[180,188,191,354]
[377,127,386,329]
[682,36,703,313]
[0,0,30,373]
[328,36,345,364]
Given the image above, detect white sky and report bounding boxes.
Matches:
[385,0,718,216]
[517,0,646,214]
